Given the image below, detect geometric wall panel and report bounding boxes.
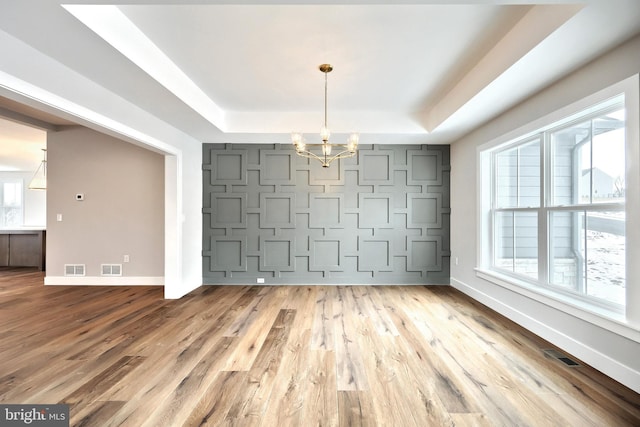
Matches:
[260,151,295,185]
[407,236,441,272]
[204,150,247,185]
[202,143,450,284]
[216,240,243,267]
[209,194,246,228]
[260,194,295,229]
[407,194,440,228]
[358,195,392,229]
[358,237,391,272]
[359,151,393,185]
[408,150,441,185]
[310,239,342,272]
[309,195,343,229]
[204,236,247,272]
[259,237,295,272]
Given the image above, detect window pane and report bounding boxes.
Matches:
[592,110,625,203]
[549,211,582,291]
[551,121,590,205]
[0,181,24,228]
[495,139,540,208]
[549,210,625,305]
[551,110,625,206]
[495,211,514,271]
[496,150,518,208]
[494,211,538,279]
[585,211,625,304]
[514,211,538,279]
[3,182,22,207]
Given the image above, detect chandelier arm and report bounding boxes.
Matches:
[325,149,357,162]
[294,150,327,162]
[294,147,355,163]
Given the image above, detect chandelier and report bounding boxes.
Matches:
[291,64,358,168]
[28,148,47,190]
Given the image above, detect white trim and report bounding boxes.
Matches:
[44,276,164,286]
[624,74,640,326]
[0,60,199,300]
[451,276,640,394]
[475,268,640,341]
[0,71,181,157]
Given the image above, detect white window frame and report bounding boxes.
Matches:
[477,75,640,339]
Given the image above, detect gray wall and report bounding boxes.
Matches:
[47,126,165,279]
[203,143,450,284]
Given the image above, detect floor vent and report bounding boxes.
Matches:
[543,349,580,367]
[101,264,122,276]
[64,264,85,277]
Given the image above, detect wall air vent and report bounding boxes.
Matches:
[543,349,580,367]
[101,264,122,276]
[64,264,85,276]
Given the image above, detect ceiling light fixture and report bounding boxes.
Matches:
[28,148,47,190]
[292,64,358,168]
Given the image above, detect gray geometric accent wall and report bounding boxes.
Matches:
[203,143,450,285]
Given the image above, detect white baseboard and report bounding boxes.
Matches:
[44,276,164,286]
[451,277,640,394]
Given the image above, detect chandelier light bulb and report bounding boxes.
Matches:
[320,125,331,142]
[347,133,359,152]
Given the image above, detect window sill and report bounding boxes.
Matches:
[475,268,640,344]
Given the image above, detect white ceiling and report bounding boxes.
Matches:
[1,1,640,170]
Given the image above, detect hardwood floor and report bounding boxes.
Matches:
[1,268,639,426]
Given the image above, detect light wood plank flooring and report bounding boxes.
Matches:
[1,268,639,426]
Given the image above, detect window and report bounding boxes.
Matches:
[493,137,541,280]
[0,180,24,228]
[481,94,630,313]
[547,109,626,306]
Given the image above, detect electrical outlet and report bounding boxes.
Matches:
[257,278,265,284]
[455,257,459,265]
[124,255,130,263]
